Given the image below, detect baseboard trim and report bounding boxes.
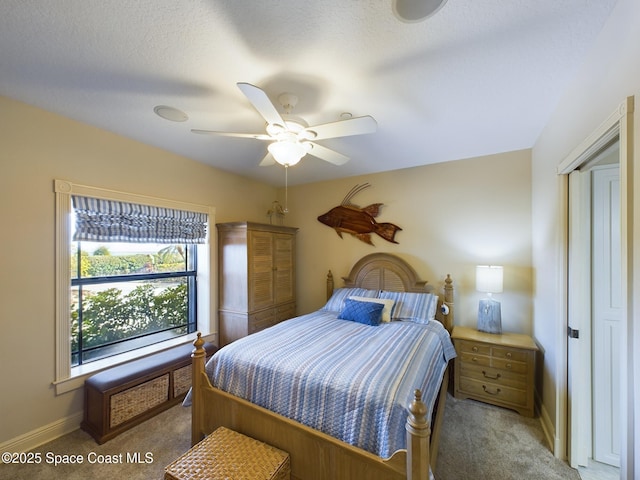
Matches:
[538,397,557,455]
[0,412,82,458]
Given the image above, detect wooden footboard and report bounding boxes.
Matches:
[191,333,437,480]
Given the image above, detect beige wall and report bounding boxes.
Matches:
[283,149,533,334]
[2,1,637,466]
[0,93,534,448]
[531,0,640,470]
[0,96,277,444]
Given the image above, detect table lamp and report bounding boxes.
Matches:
[476,265,503,334]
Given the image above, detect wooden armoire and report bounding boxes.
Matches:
[216,222,298,346]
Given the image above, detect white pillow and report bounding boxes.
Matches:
[321,288,378,312]
[349,296,395,323]
[378,291,438,324]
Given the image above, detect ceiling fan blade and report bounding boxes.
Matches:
[305,142,350,166]
[259,151,276,167]
[191,129,271,140]
[305,115,377,141]
[237,82,286,128]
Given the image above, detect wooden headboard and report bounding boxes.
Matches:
[326,253,454,331]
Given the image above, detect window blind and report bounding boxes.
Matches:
[72,196,208,244]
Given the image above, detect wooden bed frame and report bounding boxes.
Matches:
[190,253,454,480]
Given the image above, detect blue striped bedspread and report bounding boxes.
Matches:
[205,311,456,458]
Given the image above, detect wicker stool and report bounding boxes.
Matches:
[165,427,290,480]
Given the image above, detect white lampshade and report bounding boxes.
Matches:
[268,140,306,166]
[476,265,503,294]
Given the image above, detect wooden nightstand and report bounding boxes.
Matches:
[452,326,538,417]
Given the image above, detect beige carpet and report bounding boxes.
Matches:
[0,394,579,479]
[435,394,580,480]
[0,405,191,480]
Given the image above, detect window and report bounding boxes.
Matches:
[70,240,197,365]
[54,180,214,393]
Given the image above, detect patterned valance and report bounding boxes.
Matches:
[72,196,208,244]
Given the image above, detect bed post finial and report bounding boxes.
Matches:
[408,390,428,422]
[327,270,334,301]
[406,389,431,480]
[193,331,205,352]
[444,274,453,299]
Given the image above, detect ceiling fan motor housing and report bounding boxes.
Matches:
[278,93,298,113]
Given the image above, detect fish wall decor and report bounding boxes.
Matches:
[317,183,402,245]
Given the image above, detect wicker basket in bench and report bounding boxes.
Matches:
[165,427,290,480]
[82,341,217,444]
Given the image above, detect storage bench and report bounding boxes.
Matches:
[81,341,217,444]
[164,426,290,480]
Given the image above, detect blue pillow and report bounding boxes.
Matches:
[338,298,384,326]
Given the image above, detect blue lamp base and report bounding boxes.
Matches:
[478,298,502,334]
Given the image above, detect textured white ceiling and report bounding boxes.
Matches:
[0,0,618,186]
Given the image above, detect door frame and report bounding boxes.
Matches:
[556,96,635,476]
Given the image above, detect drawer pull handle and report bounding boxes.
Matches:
[482,371,501,380]
[506,352,512,359]
[506,363,512,369]
[472,357,478,363]
[472,346,479,352]
[482,385,501,396]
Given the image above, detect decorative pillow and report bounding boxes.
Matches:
[338,298,385,326]
[349,296,395,322]
[377,291,438,324]
[321,287,378,312]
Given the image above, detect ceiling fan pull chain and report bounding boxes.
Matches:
[284,165,289,214]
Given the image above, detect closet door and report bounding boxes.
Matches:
[592,165,621,467]
[249,229,276,311]
[274,233,295,305]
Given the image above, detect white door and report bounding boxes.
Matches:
[591,165,621,467]
[567,154,621,471]
[567,169,591,468]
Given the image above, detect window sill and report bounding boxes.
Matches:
[52,333,213,395]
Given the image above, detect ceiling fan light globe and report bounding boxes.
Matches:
[268,141,306,167]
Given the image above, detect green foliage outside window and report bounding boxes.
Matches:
[70,245,192,362]
[71,283,187,353]
[70,246,186,278]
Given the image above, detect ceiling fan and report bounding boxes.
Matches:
[191,82,377,167]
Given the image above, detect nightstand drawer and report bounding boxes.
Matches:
[459,353,528,375]
[460,352,491,367]
[492,347,529,363]
[451,326,538,417]
[456,340,491,356]
[458,376,527,407]
[492,358,528,374]
[459,363,527,389]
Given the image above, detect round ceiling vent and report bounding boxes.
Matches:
[154,105,188,122]
[393,0,448,23]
